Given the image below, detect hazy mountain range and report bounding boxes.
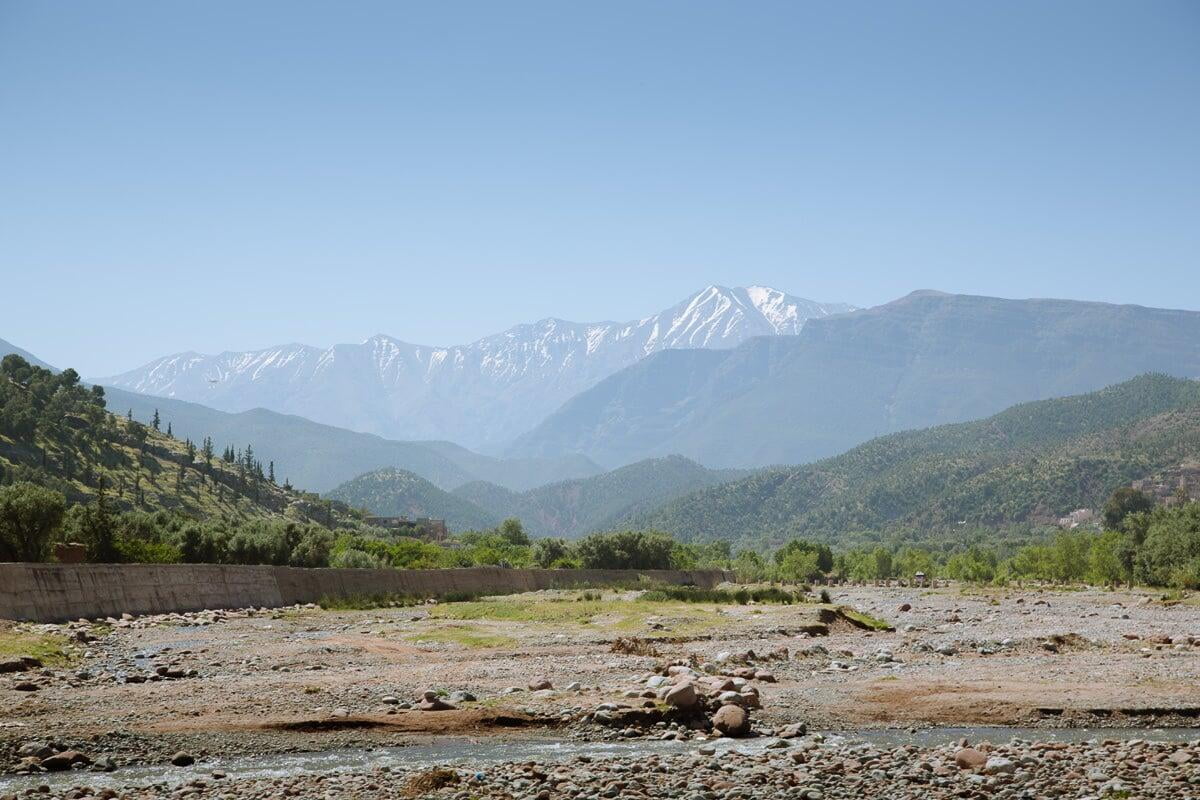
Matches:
[510,291,1200,467]
[9,287,1200,541]
[97,286,855,449]
[101,387,600,494]
[1,337,599,493]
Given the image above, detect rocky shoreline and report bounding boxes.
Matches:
[2,734,1197,800]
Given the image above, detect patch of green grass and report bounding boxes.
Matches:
[837,605,892,631]
[439,591,485,603]
[407,625,517,649]
[429,595,729,638]
[0,629,74,667]
[318,593,421,610]
[1158,588,1195,606]
[430,597,612,624]
[640,585,806,604]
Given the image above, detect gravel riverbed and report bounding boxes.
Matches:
[2,585,1197,798]
[4,734,1196,800]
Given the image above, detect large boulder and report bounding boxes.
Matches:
[954,748,988,770]
[712,704,750,737]
[664,682,698,710]
[418,690,456,711]
[40,751,91,771]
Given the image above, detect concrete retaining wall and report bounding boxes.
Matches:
[0,563,733,622]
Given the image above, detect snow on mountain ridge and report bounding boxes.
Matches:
[98,286,856,447]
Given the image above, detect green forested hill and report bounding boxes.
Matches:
[0,355,343,524]
[326,468,500,531]
[631,374,1200,549]
[452,455,749,537]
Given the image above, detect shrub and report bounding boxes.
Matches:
[1135,503,1200,588]
[575,530,675,570]
[289,529,333,568]
[329,548,385,569]
[0,482,66,562]
[116,536,181,563]
[534,537,570,568]
[641,585,803,604]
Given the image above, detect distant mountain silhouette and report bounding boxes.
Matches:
[510,291,1200,467]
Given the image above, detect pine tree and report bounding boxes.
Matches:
[85,480,118,562]
[127,409,133,421]
[202,437,214,470]
[152,409,160,431]
[166,422,173,438]
[268,461,275,483]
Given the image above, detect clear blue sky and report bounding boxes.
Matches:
[2,1,1197,376]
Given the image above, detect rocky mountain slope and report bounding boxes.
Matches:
[510,291,1200,467]
[96,286,854,448]
[629,374,1200,549]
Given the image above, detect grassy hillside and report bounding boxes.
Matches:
[326,468,500,531]
[452,455,749,537]
[0,355,345,524]
[631,374,1200,549]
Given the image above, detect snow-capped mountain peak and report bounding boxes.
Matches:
[97,286,856,448]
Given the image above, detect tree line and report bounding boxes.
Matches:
[4,482,1196,589]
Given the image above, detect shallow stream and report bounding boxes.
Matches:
[2,726,1197,794]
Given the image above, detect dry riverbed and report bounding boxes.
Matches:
[1,584,1198,799]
